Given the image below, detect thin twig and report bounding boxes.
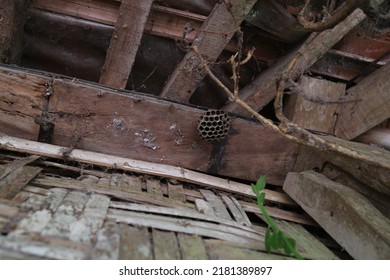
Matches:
[192,45,390,169]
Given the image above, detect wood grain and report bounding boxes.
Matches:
[99,0,154,89]
[160,0,257,102]
[0,65,298,184]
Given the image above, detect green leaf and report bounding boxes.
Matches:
[251,183,259,195]
[255,176,266,191]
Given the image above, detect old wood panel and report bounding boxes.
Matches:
[119,224,153,260]
[0,65,300,185]
[177,233,208,260]
[92,221,120,259]
[200,190,231,220]
[276,220,339,260]
[0,67,47,140]
[99,0,154,89]
[284,171,390,259]
[152,229,181,260]
[334,63,390,140]
[0,166,42,199]
[167,182,186,202]
[284,76,346,133]
[0,0,28,64]
[223,9,367,115]
[160,0,257,102]
[318,136,390,196]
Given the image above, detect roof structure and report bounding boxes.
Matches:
[0,0,389,259]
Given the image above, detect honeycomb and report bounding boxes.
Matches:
[198,110,231,141]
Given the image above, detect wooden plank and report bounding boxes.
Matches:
[221,195,252,227]
[321,163,390,218]
[92,221,120,259]
[0,0,28,64]
[195,199,216,217]
[318,136,390,196]
[108,208,263,244]
[200,190,231,220]
[0,166,42,200]
[160,0,257,102]
[283,171,390,259]
[0,67,46,140]
[99,0,154,89]
[32,175,191,208]
[110,201,259,233]
[0,66,299,186]
[153,229,180,260]
[354,127,390,151]
[240,201,317,227]
[43,188,68,211]
[205,239,293,260]
[284,76,346,133]
[119,224,153,260]
[0,236,89,259]
[276,220,339,260]
[222,9,367,115]
[167,182,186,202]
[1,134,296,206]
[177,233,208,260]
[146,179,163,196]
[334,63,390,140]
[122,174,143,192]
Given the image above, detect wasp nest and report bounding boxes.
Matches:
[198,110,231,141]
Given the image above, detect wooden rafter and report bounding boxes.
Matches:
[334,63,390,140]
[99,0,154,89]
[222,9,367,116]
[159,0,257,102]
[0,65,299,185]
[0,0,29,64]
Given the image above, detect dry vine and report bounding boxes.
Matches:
[298,0,389,31]
[191,43,389,169]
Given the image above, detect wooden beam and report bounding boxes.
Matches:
[159,0,257,102]
[354,127,390,150]
[284,76,346,133]
[0,67,47,140]
[334,63,390,140]
[302,136,390,196]
[0,65,299,185]
[283,171,390,259]
[222,9,367,115]
[99,0,154,89]
[0,0,29,64]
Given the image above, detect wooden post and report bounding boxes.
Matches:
[0,0,29,65]
[160,0,257,102]
[99,0,154,89]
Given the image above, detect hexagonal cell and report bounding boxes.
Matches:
[197,109,231,141]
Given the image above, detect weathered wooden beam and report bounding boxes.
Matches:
[0,65,299,185]
[283,170,390,259]
[299,135,390,196]
[160,0,257,102]
[222,8,367,115]
[0,67,47,141]
[99,0,154,89]
[354,127,390,150]
[334,63,390,140]
[284,76,346,133]
[0,0,29,64]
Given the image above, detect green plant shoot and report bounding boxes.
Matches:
[252,176,303,260]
